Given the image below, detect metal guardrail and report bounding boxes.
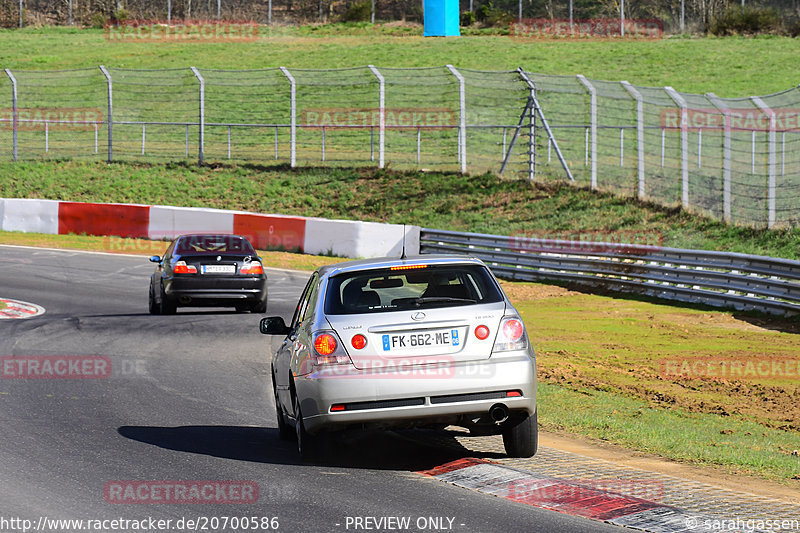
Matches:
[419,228,800,316]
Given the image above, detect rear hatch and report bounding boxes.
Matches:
[322,262,508,370]
[326,303,507,370]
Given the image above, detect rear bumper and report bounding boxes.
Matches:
[294,350,536,435]
[165,275,267,305]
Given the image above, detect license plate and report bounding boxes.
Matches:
[201,264,235,274]
[382,329,460,351]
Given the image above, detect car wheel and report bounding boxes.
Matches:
[293,396,316,460]
[250,299,267,314]
[502,410,538,458]
[148,282,160,315]
[274,382,292,441]
[159,284,177,315]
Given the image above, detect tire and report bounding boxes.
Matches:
[159,285,177,315]
[502,410,538,458]
[148,282,160,315]
[293,396,318,461]
[274,379,292,441]
[293,395,335,462]
[250,299,267,314]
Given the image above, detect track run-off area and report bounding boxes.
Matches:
[1,244,799,533]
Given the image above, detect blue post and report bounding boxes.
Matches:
[423,0,460,36]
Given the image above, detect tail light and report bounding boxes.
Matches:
[173,261,197,274]
[493,317,527,352]
[312,331,350,366]
[240,261,263,275]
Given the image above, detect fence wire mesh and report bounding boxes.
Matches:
[1,65,799,229]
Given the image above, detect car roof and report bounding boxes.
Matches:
[318,254,486,278]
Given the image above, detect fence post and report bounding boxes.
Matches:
[279,67,296,168]
[190,67,205,165]
[518,68,573,182]
[368,65,385,169]
[4,69,17,162]
[665,86,689,210]
[621,81,645,200]
[446,64,467,174]
[99,66,113,163]
[577,75,597,189]
[19,0,22,28]
[706,93,731,224]
[751,96,777,228]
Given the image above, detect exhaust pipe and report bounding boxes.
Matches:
[489,403,509,425]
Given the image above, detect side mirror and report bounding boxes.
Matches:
[260,316,290,336]
[149,255,162,263]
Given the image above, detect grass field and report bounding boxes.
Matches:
[0,25,799,97]
[2,24,800,485]
[2,160,799,259]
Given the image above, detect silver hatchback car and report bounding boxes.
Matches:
[260,255,537,460]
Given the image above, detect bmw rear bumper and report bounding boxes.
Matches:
[165,276,267,306]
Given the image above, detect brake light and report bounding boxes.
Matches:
[331,404,346,412]
[502,319,524,342]
[493,317,527,353]
[475,325,490,340]
[351,334,367,350]
[240,261,263,275]
[173,261,197,274]
[390,264,428,271]
[314,334,337,356]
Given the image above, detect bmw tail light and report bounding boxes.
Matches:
[240,261,263,275]
[312,331,350,366]
[493,317,527,352]
[173,261,197,274]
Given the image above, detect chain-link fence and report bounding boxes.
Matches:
[5,0,800,33]
[1,65,799,229]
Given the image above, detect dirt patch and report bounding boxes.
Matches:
[499,280,580,301]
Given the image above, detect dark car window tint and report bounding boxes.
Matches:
[324,265,503,315]
[175,235,255,255]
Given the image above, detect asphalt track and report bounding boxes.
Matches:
[0,245,624,533]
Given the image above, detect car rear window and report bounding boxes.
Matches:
[175,235,256,255]
[324,264,504,315]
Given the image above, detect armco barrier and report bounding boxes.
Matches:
[0,198,419,259]
[419,228,800,316]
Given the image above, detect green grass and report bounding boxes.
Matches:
[0,25,798,96]
[2,160,800,258]
[538,382,800,483]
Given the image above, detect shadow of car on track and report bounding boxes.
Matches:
[118,425,504,470]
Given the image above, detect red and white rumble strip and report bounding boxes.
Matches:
[418,459,715,533]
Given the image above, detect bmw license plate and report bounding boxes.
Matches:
[201,264,235,274]
[382,329,460,351]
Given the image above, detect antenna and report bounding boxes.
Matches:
[400,224,407,259]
